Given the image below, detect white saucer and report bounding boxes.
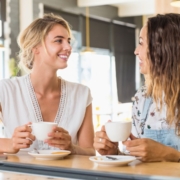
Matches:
[89,155,136,166]
[28,150,71,160]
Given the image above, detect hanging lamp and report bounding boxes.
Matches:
[81,7,94,54]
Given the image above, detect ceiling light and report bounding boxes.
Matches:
[81,7,94,54]
[170,0,180,7]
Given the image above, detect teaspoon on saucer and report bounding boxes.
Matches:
[33,148,40,154]
[106,156,118,160]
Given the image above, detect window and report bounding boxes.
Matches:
[58,45,118,131]
[0,0,6,80]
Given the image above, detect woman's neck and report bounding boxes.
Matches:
[30,69,60,95]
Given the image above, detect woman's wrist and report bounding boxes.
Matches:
[69,143,76,155]
[0,138,18,154]
[164,146,180,162]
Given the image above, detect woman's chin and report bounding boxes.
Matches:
[140,69,148,75]
[57,65,68,70]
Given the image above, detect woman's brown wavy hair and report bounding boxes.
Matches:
[146,13,180,134]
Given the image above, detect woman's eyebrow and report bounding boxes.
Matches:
[54,36,71,41]
[54,35,64,39]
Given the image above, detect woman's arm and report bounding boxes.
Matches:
[0,120,35,154]
[71,104,95,155]
[0,104,36,153]
[46,104,95,155]
[0,105,11,153]
[0,138,16,153]
[123,134,180,162]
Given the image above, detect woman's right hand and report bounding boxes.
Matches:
[93,125,118,155]
[8,122,35,153]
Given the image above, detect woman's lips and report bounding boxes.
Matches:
[58,54,68,61]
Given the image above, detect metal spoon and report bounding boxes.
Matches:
[106,156,118,160]
[34,148,39,154]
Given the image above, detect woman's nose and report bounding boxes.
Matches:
[134,47,138,55]
[64,41,72,51]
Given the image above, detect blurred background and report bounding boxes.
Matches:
[0,0,180,135]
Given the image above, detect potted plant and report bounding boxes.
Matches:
[8,58,19,77]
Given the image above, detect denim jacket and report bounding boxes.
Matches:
[132,86,180,151]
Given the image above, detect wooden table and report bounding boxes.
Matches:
[0,151,180,180]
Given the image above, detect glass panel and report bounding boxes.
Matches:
[57,49,118,131]
[80,52,118,131]
[0,20,2,37]
[0,0,5,80]
[0,36,5,80]
[57,31,119,131]
[0,51,4,80]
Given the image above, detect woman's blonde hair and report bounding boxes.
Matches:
[146,13,180,134]
[17,13,72,72]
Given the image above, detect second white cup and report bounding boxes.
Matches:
[105,121,132,142]
[30,122,58,141]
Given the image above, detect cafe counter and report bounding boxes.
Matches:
[0,151,180,180]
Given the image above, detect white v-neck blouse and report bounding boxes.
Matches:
[0,74,92,150]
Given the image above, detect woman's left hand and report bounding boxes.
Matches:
[123,134,168,162]
[44,127,72,150]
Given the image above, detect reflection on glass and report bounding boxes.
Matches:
[80,53,117,129]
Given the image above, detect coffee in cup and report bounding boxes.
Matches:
[105,120,132,142]
[30,122,58,141]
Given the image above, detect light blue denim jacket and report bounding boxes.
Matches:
[140,97,180,151]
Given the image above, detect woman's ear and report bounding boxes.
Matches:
[32,46,40,55]
[32,44,41,55]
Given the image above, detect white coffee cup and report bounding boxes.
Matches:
[105,121,132,142]
[30,122,58,141]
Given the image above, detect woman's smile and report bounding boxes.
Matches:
[139,59,143,66]
[58,54,69,61]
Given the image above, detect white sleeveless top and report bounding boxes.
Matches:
[0,74,92,150]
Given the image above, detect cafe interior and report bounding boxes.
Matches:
[0,0,180,179]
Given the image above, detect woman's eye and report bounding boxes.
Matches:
[55,39,62,43]
[139,39,143,45]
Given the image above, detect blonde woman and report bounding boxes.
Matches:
[0,14,95,155]
[94,13,180,162]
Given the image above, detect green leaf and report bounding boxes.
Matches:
[8,58,19,77]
